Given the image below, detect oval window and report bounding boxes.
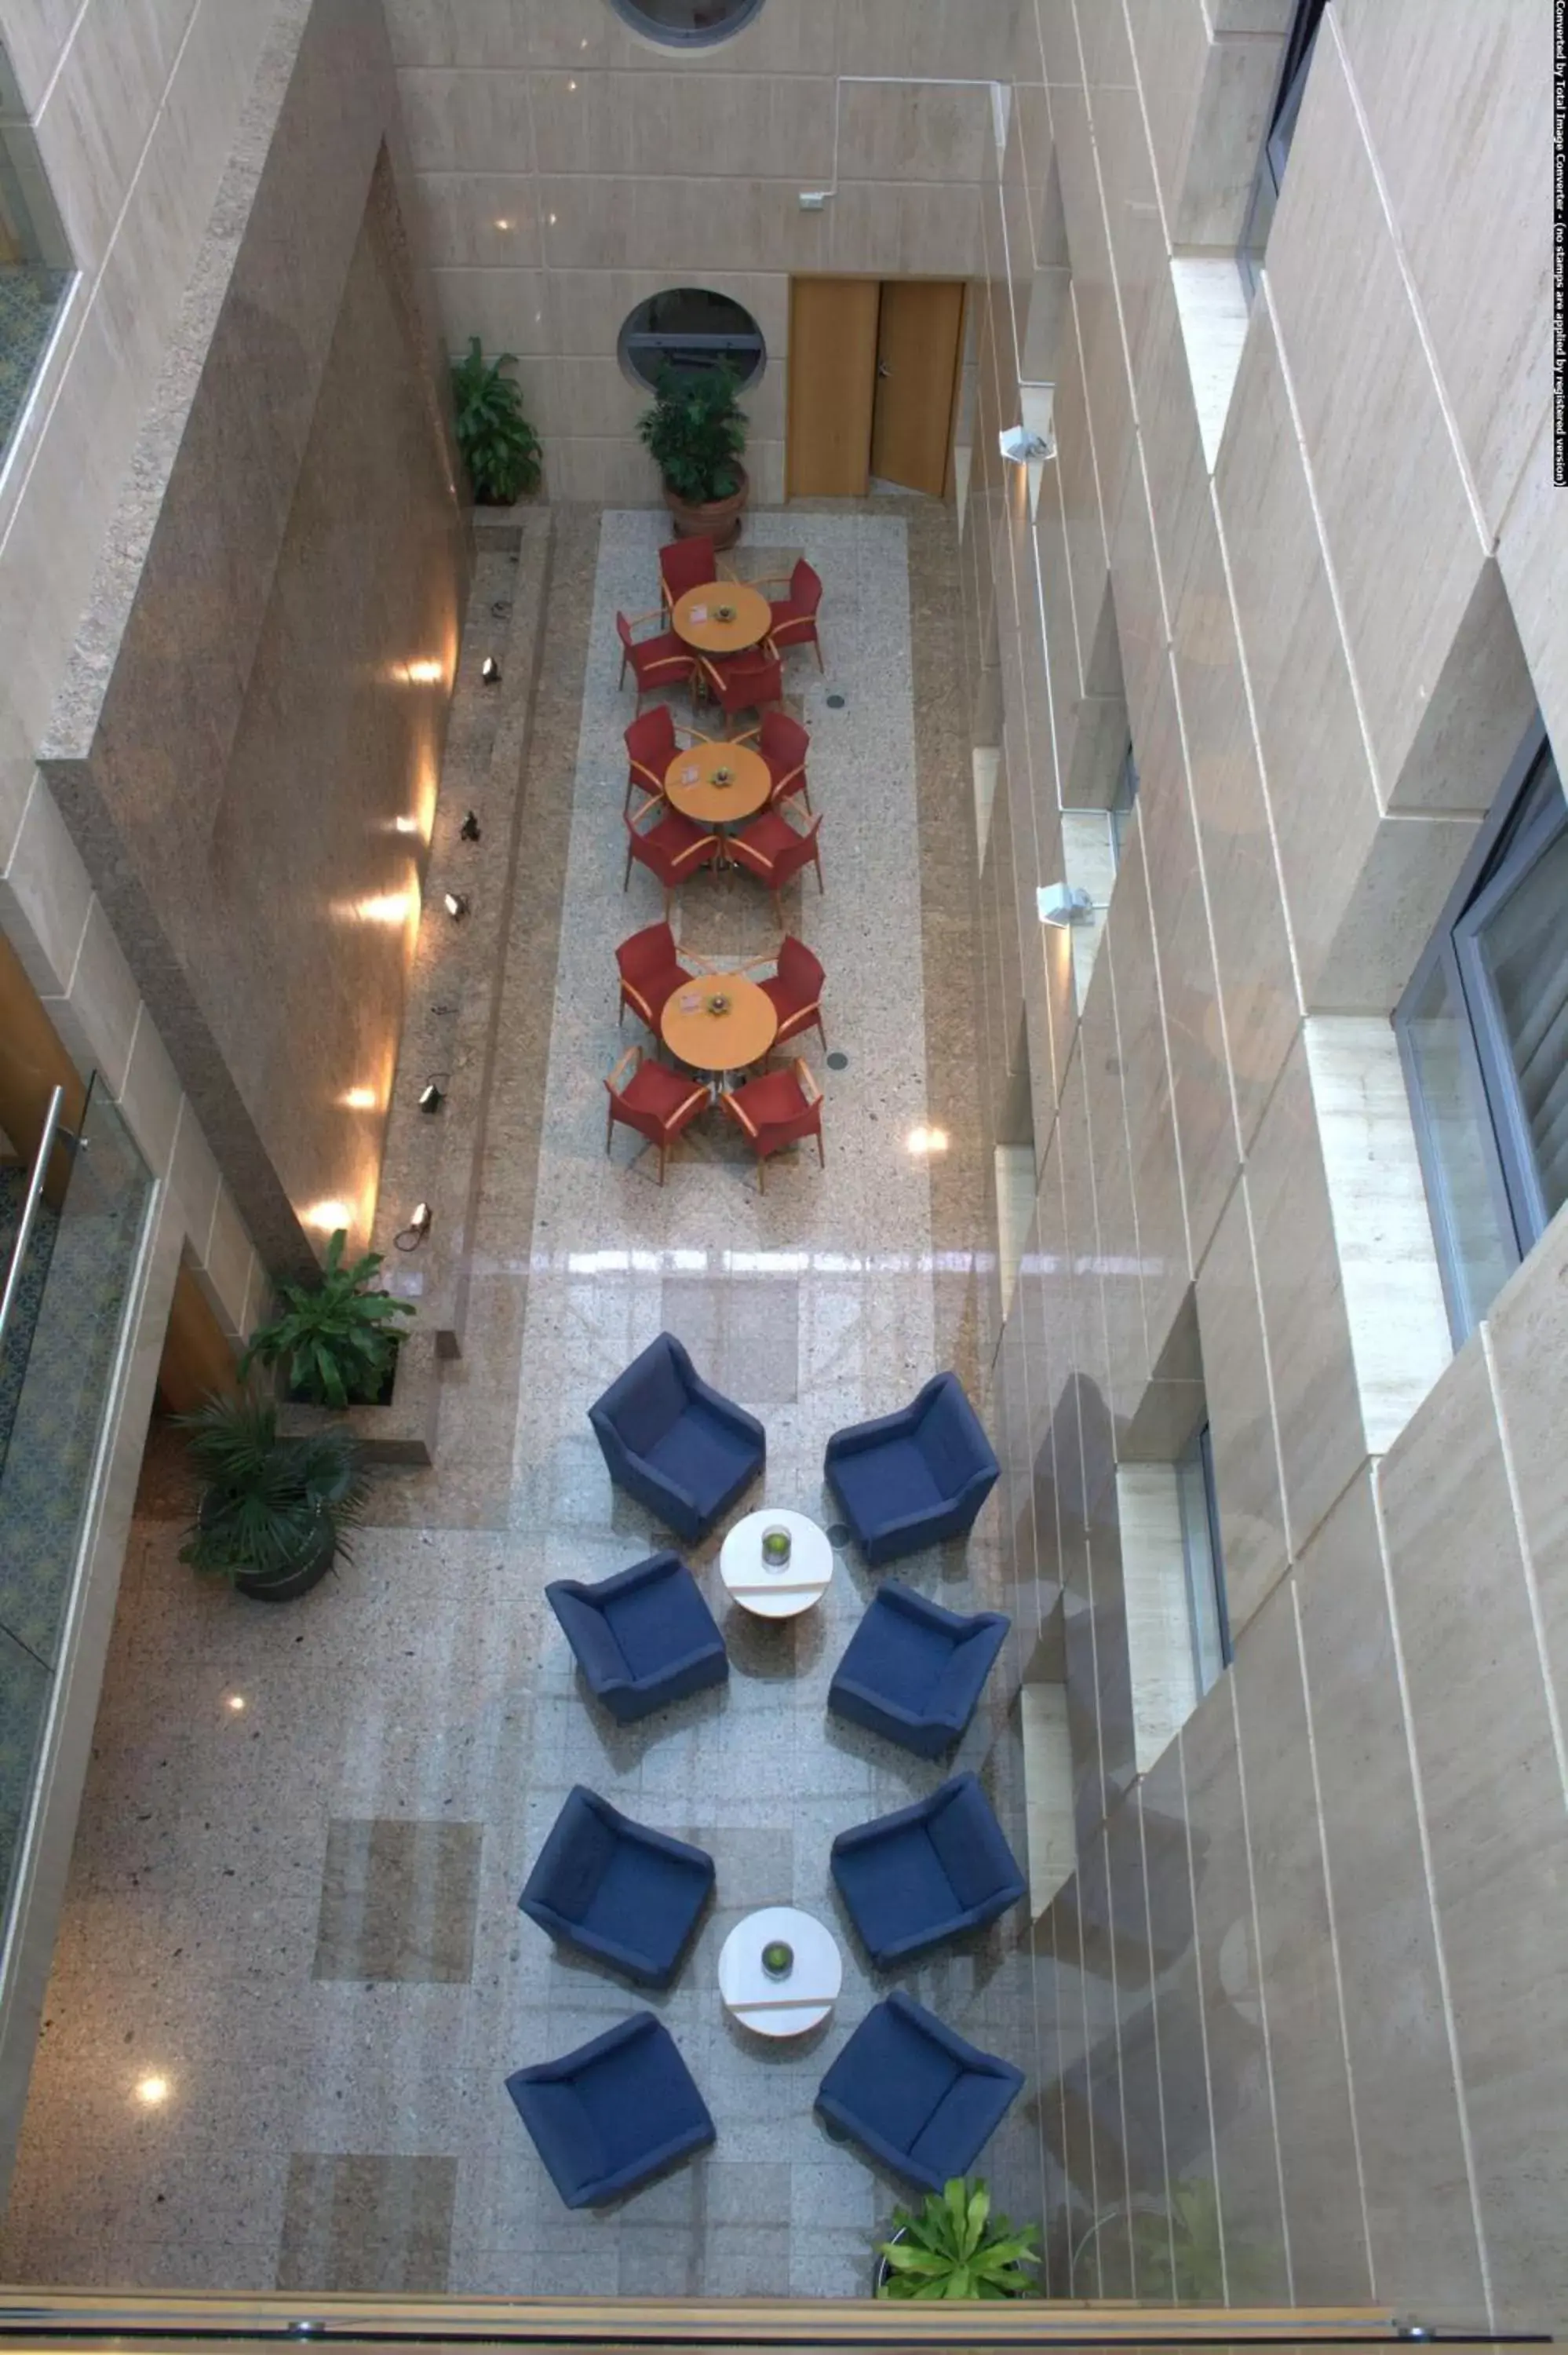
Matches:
[618,287,766,391]
[607,0,767,47]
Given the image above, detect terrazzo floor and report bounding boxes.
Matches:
[0,505,1036,2299]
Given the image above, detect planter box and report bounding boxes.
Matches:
[277,1327,441,1466]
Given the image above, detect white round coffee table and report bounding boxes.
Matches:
[718,1507,833,1619]
[718,1905,842,2036]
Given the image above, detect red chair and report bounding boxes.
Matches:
[617,610,696,714]
[659,535,718,615]
[735,710,811,811]
[722,1059,824,1192]
[605,1046,709,1186]
[624,707,678,812]
[728,804,823,921]
[759,935,826,1053]
[760,558,825,670]
[698,647,782,731]
[624,790,718,915]
[616,922,698,1033]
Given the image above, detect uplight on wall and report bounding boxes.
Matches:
[444,892,471,921]
[304,1199,354,1233]
[1037,882,1095,928]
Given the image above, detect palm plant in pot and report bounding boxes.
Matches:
[876,2178,1039,2299]
[451,336,543,505]
[637,362,749,546]
[242,1228,413,1410]
[178,1393,368,1603]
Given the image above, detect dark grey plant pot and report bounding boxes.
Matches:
[873,2226,907,2296]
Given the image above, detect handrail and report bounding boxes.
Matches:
[0,1084,64,1361]
[0,2293,1535,2348]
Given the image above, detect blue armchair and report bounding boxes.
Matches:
[519,1786,715,1988]
[589,1331,765,1543]
[815,1991,1023,2193]
[823,1373,998,1565]
[828,1583,1010,1758]
[507,2012,715,2208]
[830,1771,1026,1966]
[546,1551,728,1724]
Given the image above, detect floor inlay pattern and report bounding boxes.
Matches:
[0,508,1033,2300]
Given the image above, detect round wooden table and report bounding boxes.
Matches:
[671,580,773,656]
[660,973,777,1078]
[663,738,771,826]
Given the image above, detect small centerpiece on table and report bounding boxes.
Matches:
[706,991,731,1017]
[714,601,738,623]
[761,1938,794,1981]
[760,1523,793,1572]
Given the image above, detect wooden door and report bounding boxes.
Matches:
[786,277,881,498]
[870,279,966,497]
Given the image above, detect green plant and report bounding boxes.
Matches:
[177,1393,368,1586]
[451,337,542,503]
[1127,2178,1277,2302]
[877,2178,1039,2300]
[242,1228,414,1409]
[636,362,748,505]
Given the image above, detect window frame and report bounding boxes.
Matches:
[1395,718,1566,1338]
[616,288,767,392]
[605,0,768,49]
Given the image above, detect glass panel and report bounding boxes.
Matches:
[1403,953,1519,1334]
[0,36,75,463]
[1110,739,1140,867]
[1176,1429,1228,1697]
[1469,820,1568,1226]
[608,0,767,49]
[0,1079,153,1931]
[619,286,765,388]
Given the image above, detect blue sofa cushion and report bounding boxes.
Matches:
[928,1627,1005,1722]
[829,1437,942,1529]
[535,1801,617,1919]
[918,1380,990,1492]
[927,1784,1019,1914]
[582,1840,712,1963]
[607,1565,720,1681]
[838,1591,948,1712]
[645,1401,760,1510]
[522,2078,604,2192]
[833,1820,956,1950]
[908,2072,1013,2178]
[820,1995,959,2151]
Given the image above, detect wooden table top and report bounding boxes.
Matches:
[660,973,778,1074]
[663,738,771,824]
[671,580,773,655]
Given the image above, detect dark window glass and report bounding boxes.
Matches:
[1398,728,1568,1338]
[1176,1424,1231,1696]
[1110,737,1140,867]
[607,0,767,46]
[618,287,765,390]
[1238,0,1329,298]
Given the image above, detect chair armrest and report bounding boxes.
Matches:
[607,1044,643,1091]
[629,1636,725,1693]
[723,1091,761,1141]
[794,1058,821,1106]
[749,573,794,590]
[830,1674,929,1730]
[626,785,661,827]
[831,1788,941,1851]
[626,607,666,632]
[826,1401,922,1459]
[730,726,760,747]
[667,831,719,871]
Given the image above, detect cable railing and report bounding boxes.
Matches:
[0,1084,64,1365]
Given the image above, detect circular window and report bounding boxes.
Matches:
[618,287,766,391]
[607,0,767,46]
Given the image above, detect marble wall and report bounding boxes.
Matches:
[382,0,1021,501]
[41,0,468,1280]
[965,0,1566,2326]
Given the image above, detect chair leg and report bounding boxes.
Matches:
[800,782,813,812]
[658,1141,668,1187]
[813,634,825,672]
[816,1010,827,1050]
[757,1151,767,1195]
[624,843,635,892]
[605,1101,616,1156]
[815,848,825,893]
[620,655,629,689]
[816,1126,826,1167]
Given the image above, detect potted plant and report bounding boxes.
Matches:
[177,1393,368,1603]
[876,2178,1039,2299]
[636,362,749,546]
[242,1228,414,1410]
[451,336,543,504]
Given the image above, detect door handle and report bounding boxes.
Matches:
[877,363,892,378]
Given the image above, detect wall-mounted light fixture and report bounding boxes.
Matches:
[1037,882,1096,928]
[444,892,470,921]
[396,1201,433,1251]
[459,810,482,842]
[418,1080,445,1115]
[480,655,501,685]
